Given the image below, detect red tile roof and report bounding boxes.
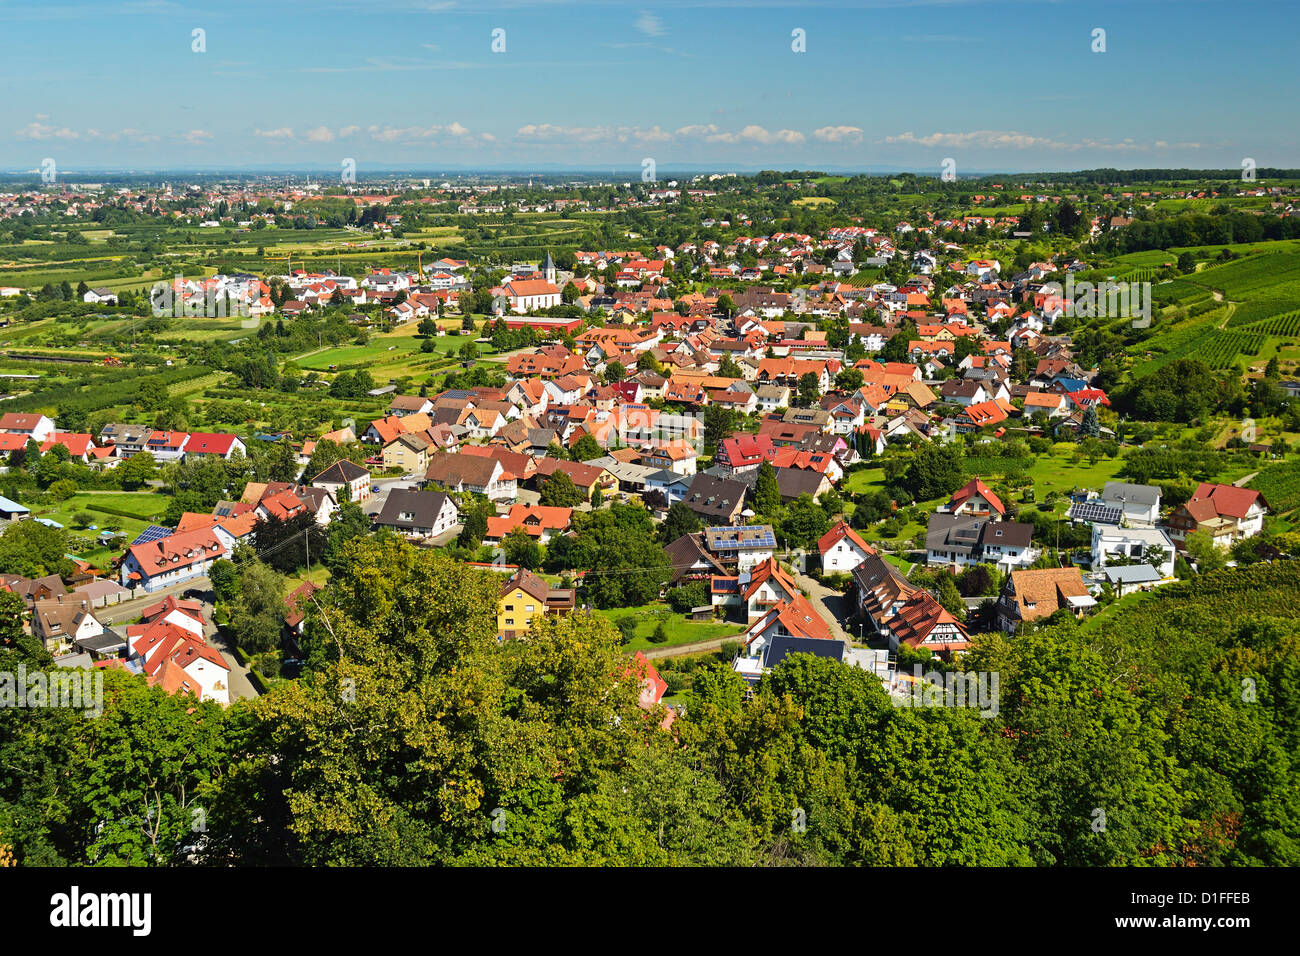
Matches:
[948,477,1005,515]
[1189,483,1268,520]
[817,520,876,558]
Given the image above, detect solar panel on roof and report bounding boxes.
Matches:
[131,525,174,545]
[1068,501,1122,525]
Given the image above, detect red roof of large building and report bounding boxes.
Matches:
[745,593,833,645]
[1188,482,1268,520]
[184,432,241,455]
[124,527,226,580]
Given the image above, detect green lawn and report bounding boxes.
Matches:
[881,553,915,575]
[842,466,885,494]
[595,603,744,652]
[1079,588,1161,633]
[32,491,169,569]
[1021,451,1127,501]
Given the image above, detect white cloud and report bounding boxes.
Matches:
[254,127,296,140]
[517,123,611,143]
[674,124,721,139]
[814,125,863,144]
[366,123,479,144]
[182,129,212,145]
[305,126,335,143]
[738,125,805,145]
[16,120,79,141]
[636,12,665,38]
[880,129,1197,152]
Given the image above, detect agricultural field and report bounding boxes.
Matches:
[1247,459,1300,515]
[1225,297,1296,327]
[1187,248,1300,299]
[1239,312,1300,338]
[1133,325,1268,374]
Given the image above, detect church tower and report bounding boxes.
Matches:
[542,250,556,284]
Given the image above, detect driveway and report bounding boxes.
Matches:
[793,570,855,643]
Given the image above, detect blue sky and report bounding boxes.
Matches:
[1,0,1297,173]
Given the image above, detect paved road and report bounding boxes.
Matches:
[98,576,213,628]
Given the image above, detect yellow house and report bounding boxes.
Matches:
[498,568,575,640]
[383,433,430,473]
[886,381,937,414]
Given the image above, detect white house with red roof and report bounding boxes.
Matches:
[138,594,206,638]
[740,593,835,663]
[127,613,229,706]
[0,412,55,442]
[1166,483,1269,549]
[184,432,247,460]
[885,591,970,658]
[818,520,877,574]
[714,434,777,477]
[628,650,667,709]
[119,527,229,593]
[39,432,98,462]
[501,277,561,313]
[144,430,190,461]
[722,556,801,621]
[1066,388,1110,412]
[940,478,1006,519]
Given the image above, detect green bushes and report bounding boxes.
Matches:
[87,502,163,520]
[666,580,709,613]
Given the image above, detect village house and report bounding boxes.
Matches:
[939,478,1006,519]
[1091,525,1176,578]
[311,459,372,503]
[1165,483,1269,549]
[30,595,112,656]
[995,567,1096,633]
[703,524,777,572]
[0,412,56,443]
[818,520,876,575]
[119,527,228,593]
[497,568,575,640]
[373,488,459,539]
[926,514,1037,572]
[425,452,517,501]
[485,504,572,544]
[712,555,801,621]
[884,591,971,658]
[184,432,247,461]
[681,474,749,526]
[126,600,229,705]
[382,433,432,474]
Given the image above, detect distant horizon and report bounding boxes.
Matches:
[2,162,1296,183]
[2,0,1296,171]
